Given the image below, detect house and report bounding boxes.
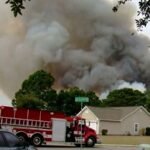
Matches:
[77,106,150,135]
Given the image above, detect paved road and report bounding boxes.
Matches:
[38,144,138,150]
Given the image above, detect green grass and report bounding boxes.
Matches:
[100,136,150,145]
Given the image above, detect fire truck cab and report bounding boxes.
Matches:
[0,106,99,147]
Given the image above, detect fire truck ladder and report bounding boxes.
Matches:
[0,117,51,129]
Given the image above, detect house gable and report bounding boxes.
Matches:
[77,106,99,121]
[121,106,150,121]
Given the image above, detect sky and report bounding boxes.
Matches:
[0,0,150,106]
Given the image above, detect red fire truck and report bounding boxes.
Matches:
[0,106,99,147]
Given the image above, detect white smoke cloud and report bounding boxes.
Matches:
[0,90,11,106]
[100,80,146,99]
[0,0,150,102]
[115,80,146,92]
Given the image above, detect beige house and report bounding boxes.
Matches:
[77,106,150,135]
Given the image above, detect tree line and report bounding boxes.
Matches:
[12,70,150,115]
[12,70,102,115]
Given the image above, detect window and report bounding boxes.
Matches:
[134,123,139,134]
[135,124,138,132]
[0,134,6,147]
[3,132,20,147]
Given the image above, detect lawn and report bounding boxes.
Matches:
[100,136,150,145]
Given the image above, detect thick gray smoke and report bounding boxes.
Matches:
[0,0,150,99]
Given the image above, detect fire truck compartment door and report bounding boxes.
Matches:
[52,118,66,142]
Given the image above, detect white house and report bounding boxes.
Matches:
[77,106,150,135]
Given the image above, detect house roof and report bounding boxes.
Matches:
[81,106,149,121]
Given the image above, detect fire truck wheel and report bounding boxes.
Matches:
[31,134,43,146]
[85,136,95,147]
[17,134,28,143]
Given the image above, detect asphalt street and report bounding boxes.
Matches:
[38,144,138,150]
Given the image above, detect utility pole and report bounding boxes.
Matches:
[75,97,89,149]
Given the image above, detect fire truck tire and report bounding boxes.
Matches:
[31,134,43,146]
[17,133,28,143]
[75,144,81,147]
[85,136,96,147]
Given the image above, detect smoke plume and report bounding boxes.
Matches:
[0,0,150,99]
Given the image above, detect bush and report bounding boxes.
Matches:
[127,131,131,136]
[145,127,150,136]
[102,129,108,135]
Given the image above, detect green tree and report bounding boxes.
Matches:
[15,91,45,109]
[86,91,103,106]
[13,70,56,110]
[144,89,150,112]
[22,70,54,95]
[57,87,86,115]
[113,0,150,29]
[57,87,102,115]
[41,89,58,111]
[103,88,147,107]
[13,70,101,114]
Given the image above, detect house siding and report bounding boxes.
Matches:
[121,108,150,135]
[100,121,121,135]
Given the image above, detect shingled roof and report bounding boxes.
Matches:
[81,106,149,121]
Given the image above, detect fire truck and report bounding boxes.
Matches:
[0,106,99,147]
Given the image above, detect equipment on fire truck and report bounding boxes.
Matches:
[0,106,99,147]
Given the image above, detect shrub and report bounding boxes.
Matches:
[145,127,150,136]
[102,129,108,135]
[127,131,131,136]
